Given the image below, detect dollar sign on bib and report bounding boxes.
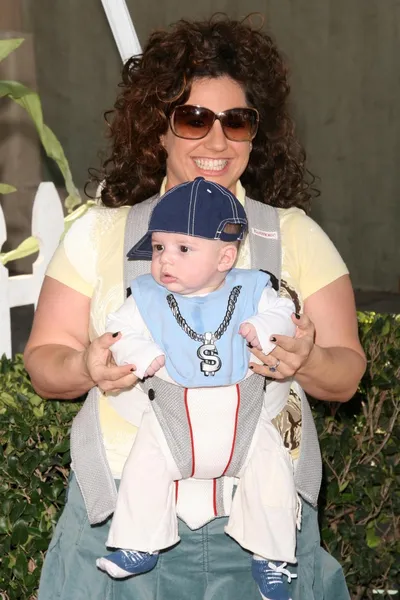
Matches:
[197,332,222,376]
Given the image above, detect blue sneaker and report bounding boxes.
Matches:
[251,559,296,600]
[96,549,159,579]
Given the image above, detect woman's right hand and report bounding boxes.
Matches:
[82,332,138,393]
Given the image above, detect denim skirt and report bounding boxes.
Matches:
[37,474,350,600]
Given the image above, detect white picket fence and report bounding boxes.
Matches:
[0,182,64,358]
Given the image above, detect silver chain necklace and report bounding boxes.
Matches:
[166,285,242,377]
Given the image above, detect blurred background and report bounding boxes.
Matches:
[1,0,399,300]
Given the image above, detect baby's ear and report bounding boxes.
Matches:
[218,244,238,272]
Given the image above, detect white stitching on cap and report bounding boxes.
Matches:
[190,177,201,235]
[212,181,240,220]
[212,181,245,237]
[188,183,194,235]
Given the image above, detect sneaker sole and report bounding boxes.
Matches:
[96,557,135,579]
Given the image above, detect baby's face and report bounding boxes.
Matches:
[150,232,226,295]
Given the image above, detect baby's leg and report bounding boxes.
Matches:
[96,407,181,578]
[225,413,298,599]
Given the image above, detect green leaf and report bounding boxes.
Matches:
[0,79,81,210]
[13,549,28,580]
[28,394,44,408]
[10,501,27,523]
[0,515,8,534]
[0,201,96,265]
[0,182,17,194]
[0,236,39,266]
[0,391,18,409]
[366,525,381,549]
[0,38,24,63]
[11,519,29,546]
[52,439,70,454]
[32,404,45,418]
[381,319,391,336]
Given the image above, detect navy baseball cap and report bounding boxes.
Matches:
[127,177,248,260]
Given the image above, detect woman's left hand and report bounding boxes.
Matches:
[249,313,316,380]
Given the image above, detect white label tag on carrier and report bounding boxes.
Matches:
[251,227,278,240]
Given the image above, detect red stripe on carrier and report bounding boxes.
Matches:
[184,388,195,477]
[213,478,217,516]
[222,384,241,476]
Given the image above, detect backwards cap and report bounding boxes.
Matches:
[127,177,247,260]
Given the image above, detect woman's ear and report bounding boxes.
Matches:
[218,244,238,272]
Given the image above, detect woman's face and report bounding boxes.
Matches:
[162,76,252,194]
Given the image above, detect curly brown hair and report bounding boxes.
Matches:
[97,15,318,211]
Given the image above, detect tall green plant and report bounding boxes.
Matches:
[0,38,97,267]
[0,38,80,210]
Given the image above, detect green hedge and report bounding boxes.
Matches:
[0,360,81,599]
[314,312,399,599]
[0,312,399,599]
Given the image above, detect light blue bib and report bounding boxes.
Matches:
[131,268,269,387]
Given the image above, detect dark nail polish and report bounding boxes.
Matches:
[270,336,276,342]
[249,366,254,370]
[295,313,301,320]
[130,368,135,372]
[112,332,120,338]
[247,342,253,348]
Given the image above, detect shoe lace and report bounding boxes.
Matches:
[266,561,298,584]
[121,549,142,558]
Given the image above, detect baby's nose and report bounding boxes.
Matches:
[160,251,173,264]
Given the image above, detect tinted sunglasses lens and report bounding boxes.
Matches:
[221,109,259,141]
[171,106,214,139]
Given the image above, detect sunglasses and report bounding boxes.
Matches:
[169,105,259,142]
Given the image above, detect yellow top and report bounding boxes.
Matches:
[46,181,348,476]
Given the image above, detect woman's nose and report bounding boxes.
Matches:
[204,120,229,152]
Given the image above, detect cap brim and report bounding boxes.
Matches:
[126,231,153,260]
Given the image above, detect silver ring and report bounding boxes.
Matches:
[269,359,280,373]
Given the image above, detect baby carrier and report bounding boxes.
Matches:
[70,194,322,525]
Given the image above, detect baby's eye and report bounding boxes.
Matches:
[153,244,164,252]
[180,246,189,253]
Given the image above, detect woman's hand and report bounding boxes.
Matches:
[249,313,315,380]
[83,332,139,393]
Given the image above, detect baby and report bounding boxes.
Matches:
[97,178,298,600]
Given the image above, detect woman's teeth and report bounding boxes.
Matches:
[193,159,228,171]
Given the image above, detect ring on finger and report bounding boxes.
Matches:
[268,359,281,373]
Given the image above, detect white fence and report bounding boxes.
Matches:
[0,182,64,358]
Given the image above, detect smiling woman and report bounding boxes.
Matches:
[24,15,365,600]
[96,18,315,212]
[161,78,252,193]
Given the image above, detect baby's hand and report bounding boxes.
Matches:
[144,355,165,378]
[239,323,262,350]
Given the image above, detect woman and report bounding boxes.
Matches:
[24,16,366,600]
